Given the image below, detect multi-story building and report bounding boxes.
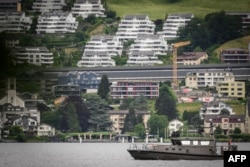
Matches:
[126,34,169,66]
[83,35,123,57]
[245,97,250,134]
[0,0,21,12]
[203,115,245,135]
[14,47,54,67]
[127,50,163,66]
[32,0,66,13]
[57,71,100,92]
[226,12,250,33]
[158,13,194,40]
[71,0,106,18]
[36,12,78,34]
[185,71,235,89]
[177,52,208,65]
[216,81,245,98]
[0,11,32,33]
[200,101,234,119]
[77,35,121,67]
[116,14,155,41]
[77,51,116,67]
[110,80,159,99]
[220,47,250,64]
[109,110,150,133]
[51,84,81,97]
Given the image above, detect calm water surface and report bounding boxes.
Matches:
[0,142,249,167]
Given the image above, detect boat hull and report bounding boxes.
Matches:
[127,150,223,160]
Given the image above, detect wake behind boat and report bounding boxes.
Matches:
[127,137,238,160]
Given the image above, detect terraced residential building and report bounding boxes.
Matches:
[77,35,122,67]
[71,0,106,18]
[0,0,21,12]
[116,14,155,41]
[158,13,194,40]
[14,47,53,67]
[127,34,169,66]
[36,12,78,34]
[32,0,66,13]
[0,11,32,33]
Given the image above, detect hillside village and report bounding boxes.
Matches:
[0,0,250,142]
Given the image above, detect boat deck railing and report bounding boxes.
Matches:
[129,144,155,151]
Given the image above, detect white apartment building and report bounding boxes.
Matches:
[158,13,194,40]
[32,0,66,13]
[0,0,21,12]
[77,51,115,67]
[84,35,123,56]
[0,11,32,33]
[127,34,168,66]
[127,50,163,66]
[77,35,122,67]
[116,14,155,41]
[14,47,54,67]
[130,34,169,55]
[36,12,78,34]
[71,0,106,18]
[185,71,235,89]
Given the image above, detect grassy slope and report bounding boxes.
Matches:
[107,0,250,20]
[214,35,250,55]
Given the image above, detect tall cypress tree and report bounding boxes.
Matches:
[98,74,110,100]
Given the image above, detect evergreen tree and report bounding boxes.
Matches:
[122,107,137,133]
[155,84,177,121]
[66,103,81,132]
[85,94,112,131]
[98,74,110,100]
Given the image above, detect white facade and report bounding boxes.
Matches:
[77,51,115,67]
[127,50,162,66]
[116,14,155,41]
[71,0,106,18]
[127,34,168,66]
[32,0,66,13]
[36,12,78,34]
[168,119,183,136]
[15,47,53,67]
[158,13,194,40]
[37,123,55,136]
[185,71,235,89]
[0,11,32,33]
[77,35,122,67]
[200,101,234,119]
[84,35,123,56]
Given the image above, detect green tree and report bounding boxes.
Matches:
[98,74,110,100]
[215,125,223,135]
[155,84,178,120]
[9,126,26,142]
[66,103,81,132]
[85,94,112,131]
[147,114,168,138]
[134,123,145,139]
[233,127,241,134]
[122,107,137,133]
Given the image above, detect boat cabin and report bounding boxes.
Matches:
[171,137,215,146]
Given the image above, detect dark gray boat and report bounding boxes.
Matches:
[127,137,237,160]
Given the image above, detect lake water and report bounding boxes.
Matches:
[0,142,249,167]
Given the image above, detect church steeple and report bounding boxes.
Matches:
[6,78,19,106]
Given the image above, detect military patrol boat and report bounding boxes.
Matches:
[127,136,238,160]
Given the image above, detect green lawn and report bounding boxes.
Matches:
[214,35,250,56]
[107,0,250,20]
